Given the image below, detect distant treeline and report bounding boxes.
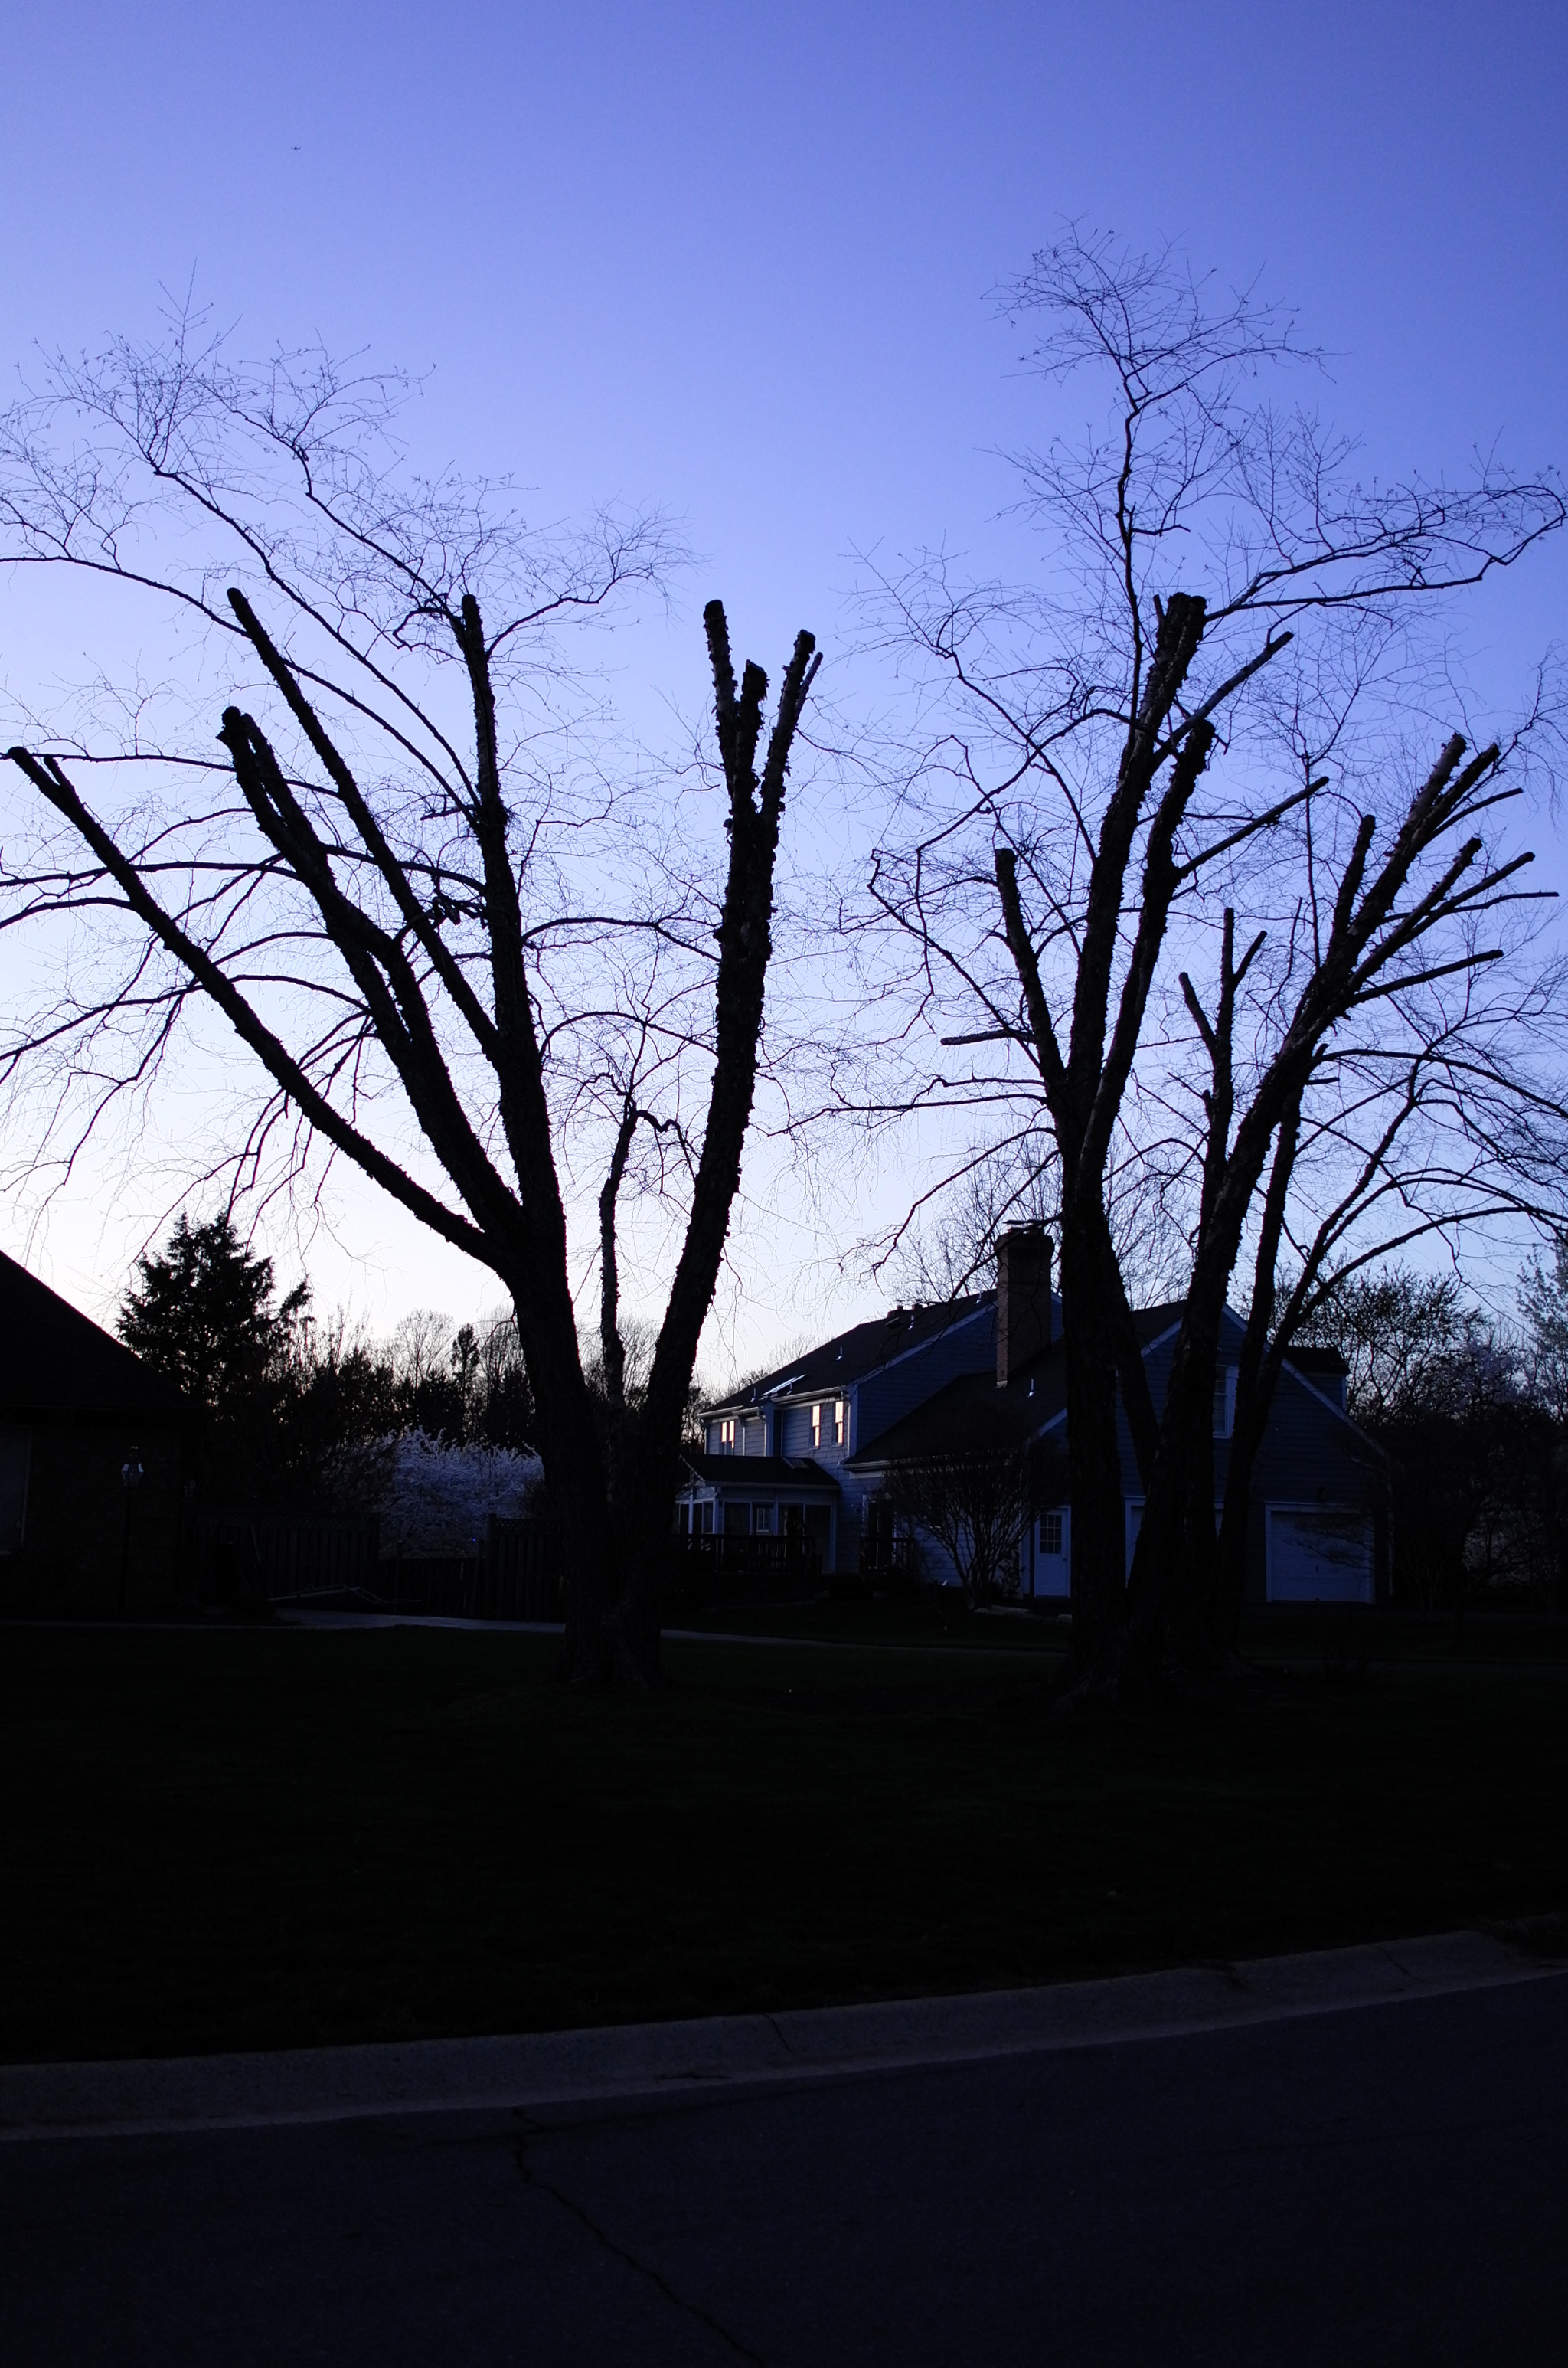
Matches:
[117,1213,536,1509]
[1299,1255,1568,1614]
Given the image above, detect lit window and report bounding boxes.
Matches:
[718,1416,737,1454]
[811,1398,844,1450]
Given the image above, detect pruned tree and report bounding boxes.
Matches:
[1122,733,1563,1682]
[0,321,819,1683]
[856,231,1567,1695]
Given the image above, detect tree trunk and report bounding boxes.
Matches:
[1060,1202,1129,1689]
[1214,1411,1263,1650]
[1122,1290,1229,1691]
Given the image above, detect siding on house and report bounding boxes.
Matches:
[701,1282,1376,1599]
[828,1306,998,1570]
[0,1249,191,1613]
[1111,1308,1386,1603]
[701,1302,999,1573]
[780,1404,813,1457]
[846,1296,1378,1605]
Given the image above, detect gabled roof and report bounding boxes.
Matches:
[704,1294,991,1415]
[848,1342,1069,1469]
[848,1302,1356,1470]
[0,1250,188,1424]
[1282,1343,1351,1379]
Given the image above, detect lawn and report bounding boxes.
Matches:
[2,1618,1565,2063]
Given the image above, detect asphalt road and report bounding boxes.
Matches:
[5,1974,1565,2365]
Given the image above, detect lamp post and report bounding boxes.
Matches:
[118,1446,144,1617]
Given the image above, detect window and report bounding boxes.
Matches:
[750,1503,773,1535]
[1040,1509,1063,1557]
[0,1427,29,1556]
[717,1416,737,1454]
[1213,1369,1236,1439]
[811,1398,844,1451]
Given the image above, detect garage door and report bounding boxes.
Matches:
[1266,1506,1374,1603]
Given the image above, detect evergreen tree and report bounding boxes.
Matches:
[117,1212,302,1414]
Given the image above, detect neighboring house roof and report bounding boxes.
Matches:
[0,1250,188,1424]
[704,1295,989,1414]
[679,1452,841,1492]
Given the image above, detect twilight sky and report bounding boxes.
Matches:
[3,0,1566,1366]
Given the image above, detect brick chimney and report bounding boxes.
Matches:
[995,1224,1053,1387]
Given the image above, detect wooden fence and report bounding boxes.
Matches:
[195,1510,557,1620]
[195,1513,380,1606]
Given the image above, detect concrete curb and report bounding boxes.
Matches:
[1,1930,1558,2144]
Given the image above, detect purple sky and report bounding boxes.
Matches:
[4,0,1566,1358]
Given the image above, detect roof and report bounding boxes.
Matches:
[679,1452,841,1493]
[848,1342,1070,1469]
[703,1294,991,1415]
[1282,1343,1350,1378]
[0,1250,188,1424]
[850,1303,1365,1468]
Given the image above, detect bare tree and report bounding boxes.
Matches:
[0,321,819,1683]
[1119,734,1564,1684]
[857,232,1566,1694]
[884,1420,1060,1604]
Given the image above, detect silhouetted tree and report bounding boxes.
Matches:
[118,1211,306,1497]
[1,325,818,1683]
[861,231,1567,1695]
[119,1212,302,1415]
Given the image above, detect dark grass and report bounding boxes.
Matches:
[2,1621,1566,2064]
[667,1593,1067,1647]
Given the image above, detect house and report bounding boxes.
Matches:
[680,1285,1003,1578]
[689,1225,1387,1604]
[0,1250,191,1614]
